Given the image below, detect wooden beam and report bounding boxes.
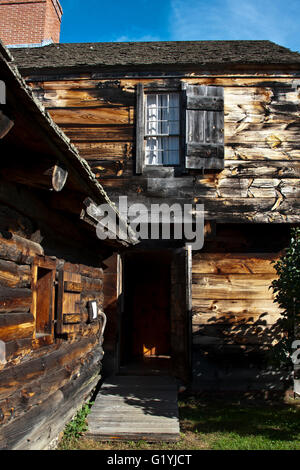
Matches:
[0,111,14,139]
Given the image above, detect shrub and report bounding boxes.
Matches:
[271,227,300,367]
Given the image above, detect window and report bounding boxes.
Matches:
[136,83,224,174]
[145,93,180,166]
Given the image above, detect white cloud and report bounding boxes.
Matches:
[169,0,300,51]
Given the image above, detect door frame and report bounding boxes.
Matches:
[117,244,192,382]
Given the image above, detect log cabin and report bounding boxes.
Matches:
[0,40,135,449]
[0,2,300,449]
[10,39,300,396]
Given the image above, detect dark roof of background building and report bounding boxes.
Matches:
[11,40,300,72]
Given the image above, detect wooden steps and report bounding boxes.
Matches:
[87,376,180,442]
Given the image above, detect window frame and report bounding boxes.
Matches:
[136,83,185,174]
[144,91,182,167]
[31,256,57,344]
[136,82,224,174]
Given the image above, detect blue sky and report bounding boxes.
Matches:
[60,0,300,52]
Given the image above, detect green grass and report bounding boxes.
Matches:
[178,396,300,450]
[58,396,300,450]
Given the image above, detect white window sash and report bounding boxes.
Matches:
[145,93,180,166]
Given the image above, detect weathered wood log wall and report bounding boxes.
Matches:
[191,246,288,390]
[27,73,300,223]
[0,200,106,449]
[192,252,281,350]
[23,71,300,390]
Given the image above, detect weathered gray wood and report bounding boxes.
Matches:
[183,84,224,169]
[87,376,180,441]
[187,95,224,111]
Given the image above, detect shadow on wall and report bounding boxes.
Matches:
[192,313,293,393]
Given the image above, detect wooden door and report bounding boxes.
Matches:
[132,259,170,358]
[122,251,171,364]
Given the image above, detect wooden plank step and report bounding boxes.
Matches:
[87,375,180,442]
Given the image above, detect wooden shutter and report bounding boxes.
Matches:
[136,83,145,174]
[56,268,82,335]
[183,84,224,170]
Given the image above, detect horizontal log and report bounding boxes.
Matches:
[193,273,276,284]
[0,232,43,264]
[107,192,300,222]
[192,297,280,311]
[0,287,32,313]
[192,273,275,300]
[49,107,134,125]
[0,336,99,400]
[0,312,34,327]
[81,276,103,292]
[63,262,104,279]
[223,160,300,179]
[75,141,132,159]
[0,346,102,427]
[41,87,135,108]
[225,145,300,161]
[61,125,134,142]
[192,322,281,345]
[0,259,31,288]
[192,253,279,274]
[193,311,281,326]
[89,160,126,179]
[5,338,32,363]
[0,348,102,449]
[0,322,34,342]
[29,77,298,91]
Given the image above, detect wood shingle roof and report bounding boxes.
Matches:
[11,40,300,73]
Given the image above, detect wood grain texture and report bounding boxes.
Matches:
[191,252,283,356]
[29,75,300,222]
[87,376,180,442]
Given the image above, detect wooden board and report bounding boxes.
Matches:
[28,75,300,223]
[87,376,180,441]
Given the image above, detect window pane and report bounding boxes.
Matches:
[145,137,163,165]
[165,137,180,165]
[169,93,179,107]
[145,93,180,165]
[145,136,179,165]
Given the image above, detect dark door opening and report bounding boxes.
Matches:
[120,250,172,375]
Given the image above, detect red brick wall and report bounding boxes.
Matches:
[0,0,62,46]
[44,0,62,44]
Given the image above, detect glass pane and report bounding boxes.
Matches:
[169,93,179,107]
[165,137,180,164]
[145,93,180,165]
[169,136,179,150]
[169,120,179,134]
[158,94,168,107]
[145,137,163,165]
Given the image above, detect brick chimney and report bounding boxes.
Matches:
[0,0,63,47]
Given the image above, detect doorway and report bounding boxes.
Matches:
[120,250,172,375]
